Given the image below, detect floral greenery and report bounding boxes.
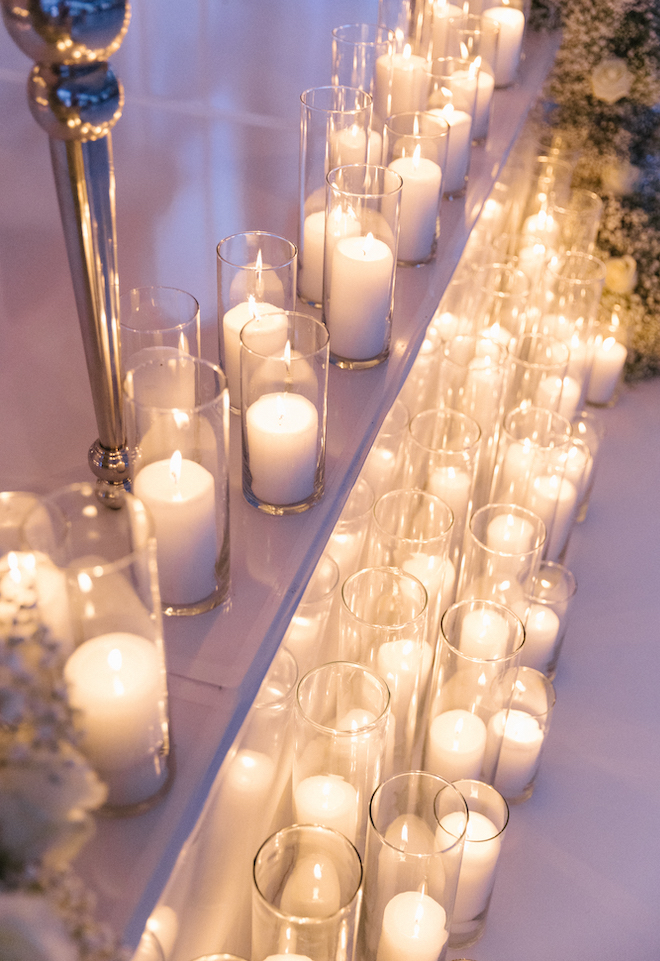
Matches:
[531,0,660,380]
[0,555,128,961]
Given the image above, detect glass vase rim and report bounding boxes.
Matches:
[373,487,455,541]
[409,407,482,452]
[510,332,570,369]
[123,354,228,414]
[215,229,297,269]
[448,778,510,840]
[300,84,373,112]
[326,162,404,199]
[383,110,450,138]
[240,310,329,362]
[118,285,200,334]
[502,404,573,448]
[468,503,547,557]
[441,599,526,662]
[341,565,428,629]
[331,22,395,44]
[295,660,391,735]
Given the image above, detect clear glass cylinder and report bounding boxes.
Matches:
[298,86,373,307]
[382,111,448,265]
[359,399,410,499]
[571,407,606,522]
[323,164,402,368]
[23,483,171,814]
[482,1,526,87]
[293,661,391,856]
[471,262,530,351]
[425,57,478,198]
[423,599,525,783]
[283,552,340,678]
[398,325,444,417]
[448,779,509,947]
[548,188,603,255]
[240,311,329,514]
[502,332,570,416]
[446,15,499,142]
[123,355,230,613]
[357,771,468,961]
[331,22,395,141]
[326,478,376,585]
[487,666,556,803]
[216,231,298,411]
[119,285,201,377]
[252,823,362,961]
[521,561,578,678]
[339,567,429,774]
[586,303,629,408]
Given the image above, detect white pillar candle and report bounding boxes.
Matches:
[327,233,393,361]
[376,891,448,961]
[427,465,471,528]
[484,6,525,87]
[587,337,627,404]
[294,774,359,844]
[437,810,502,922]
[361,444,398,497]
[280,853,342,918]
[374,45,428,121]
[459,607,510,659]
[430,106,471,196]
[488,708,544,797]
[525,474,577,560]
[133,453,218,605]
[388,150,442,263]
[333,123,368,166]
[64,632,164,795]
[336,707,378,731]
[402,553,446,610]
[472,69,495,141]
[486,512,537,554]
[426,709,487,781]
[246,392,319,506]
[432,0,464,55]
[222,299,285,407]
[299,210,327,304]
[535,374,581,422]
[521,603,560,670]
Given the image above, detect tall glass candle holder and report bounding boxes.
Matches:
[283,552,340,678]
[521,560,577,678]
[252,823,362,961]
[340,567,429,775]
[217,231,297,411]
[24,483,171,814]
[383,111,449,265]
[491,405,576,561]
[423,599,525,784]
[502,332,569,416]
[471,262,530,351]
[326,478,376,585]
[447,779,509,947]
[240,312,329,514]
[298,86,372,307]
[587,303,628,408]
[572,408,606,522]
[359,398,410,499]
[323,164,402,368]
[403,408,481,584]
[398,324,444,417]
[366,488,454,646]
[119,285,201,376]
[292,661,390,856]
[486,666,556,803]
[482,0,525,87]
[123,356,230,613]
[331,22,395,145]
[456,503,546,618]
[425,57,478,198]
[446,15,499,143]
[357,771,468,961]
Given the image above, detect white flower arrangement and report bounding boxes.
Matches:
[531,0,660,379]
[0,555,127,961]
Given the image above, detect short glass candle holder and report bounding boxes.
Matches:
[587,303,629,408]
[486,666,556,803]
[446,15,499,143]
[323,164,402,368]
[521,561,578,678]
[119,285,201,376]
[382,111,449,265]
[216,230,297,411]
[357,771,468,961]
[123,356,230,614]
[423,599,525,784]
[425,57,478,198]
[293,660,391,856]
[447,779,509,947]
[23,483,172,814]
[240,311,329,514]
[340,566,429,775]
[252,823,362,961]
[298,85,373,307]
[482,1,525,87]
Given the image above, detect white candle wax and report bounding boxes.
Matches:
[299,210,326,304]
[246,392,319,506]
[427,465,471,528]
[499,441,537,496]
[525,474,578,560]
[472,70,495,141]
[64,632,164,794]
[361,444,398,498]
[432,1,464,55]
[294,774,359,844]
[327,234,393,361]
[377,638,434,713]
[376,891,448,961]
[462,356,501,429]
[459,607,510,659]
[488,708,544,797]
[222,300,285,407]
[587,337,627,404]
[133,456,218,606]
[332,123,368,166]
[535,373,581,422]
[484,6,525,87]
[426,709,487,781]
[521,603,560,670]
[486,513,537,554]
[280,853,342,918]
[430,106,471,196]
[388,153,442,263]
[402,553,446,610]
[431,310,461,341]
[374,48,428,121]
[438,810,502,922]
[337,707,378,731]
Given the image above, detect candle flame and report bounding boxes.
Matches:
[255,249,265,298]
[603,336,617,352]
[108,648,123,671]
[77,571,93,594]
[403,42,412,60]
[362,232,375,257]
[412,143,422,169]
[469,55,481,78]
[284,339,291,367]
[247,294,259,319]
[413,113,420,137]
[255,249,263,272]
[170,449,182,484]
[442,100,454,121]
